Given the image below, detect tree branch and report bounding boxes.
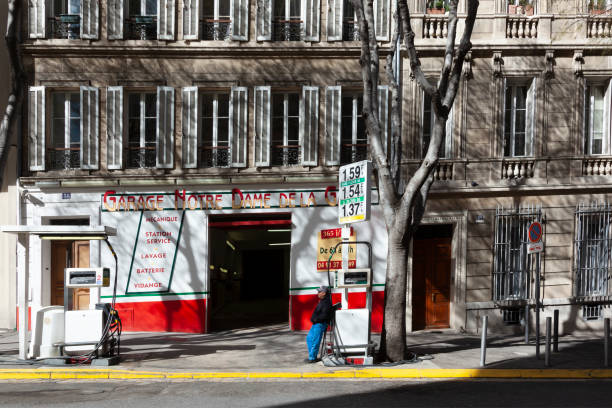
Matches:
[385,8,402,193]
[438,0,459,100]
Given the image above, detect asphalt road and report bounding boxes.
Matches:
[0,379,609,408]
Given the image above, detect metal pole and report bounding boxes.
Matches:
[605,318,610,368]
[545,316,551,367]
[553,309,559,352]
[524,304,530,344]
[480,315,488,367]
[535,252,541,359]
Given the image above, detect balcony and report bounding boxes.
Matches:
[434,161,454,181]
[582,157,612,175]
[271,145,300,166]
[341,144,368,164]
[201,18,231,40]
[127,147,156,168]
[587,15,612,38]
[202,146,230,168]
[126,15,157,40]
[342,20,360,41]
[506,16,538,39]
[423,15,448,39]
[48,148,80,170]
[501,159,535,179]
[272,20,302,41]
[47,15,80,39]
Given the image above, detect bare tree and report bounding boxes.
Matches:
[351,0,479,361]
[0,0,24,185]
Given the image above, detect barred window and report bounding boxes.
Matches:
[574,203,612,298]
[493,206,541,301]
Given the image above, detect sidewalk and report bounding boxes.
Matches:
[0,324,611,379]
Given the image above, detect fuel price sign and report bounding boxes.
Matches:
[338,160,372,224]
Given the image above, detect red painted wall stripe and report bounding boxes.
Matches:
[114,299,207,333]
[15,307,32,331]
[290,292,384,332]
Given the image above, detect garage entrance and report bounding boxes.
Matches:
[208,214,291,331]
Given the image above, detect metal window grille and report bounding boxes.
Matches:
[502,308,521,325]
[574,202,612,299]
[582,304,603,321]
[493,205,542,301]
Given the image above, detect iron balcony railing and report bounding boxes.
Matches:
[126,15,157,40]
[48,148,80,170]
[47,15,80,39]
[201,17,231,40]
[493,205,542,302]
[127,146,156,168]
[271,144,300,166]
[202,146,230,167]
[342,19,360,41]
[574,202,612,300]
[272,20,302,41]
[340,143,368,165]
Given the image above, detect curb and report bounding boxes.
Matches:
[1,368,612,380]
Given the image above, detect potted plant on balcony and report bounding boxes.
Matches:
[522,0,534,15]
[590,0,607,14]
[427,0,446,14]
[508,2,517,14]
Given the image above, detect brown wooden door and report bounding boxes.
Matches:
[50,241,90,309]
[412,237,452,330]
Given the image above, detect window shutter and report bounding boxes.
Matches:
[182,87,198,168]
[256,0,272,41]
[107,0,124,39]
[28,86,45,171]
[29,0,46,38]
[254,86,271,166]
[158,0,176,40]
[604,81,611,155]
[80,86,99,169]
[301,0,320,41]
[526,79,535,157]
[156,86,175,168]
[326,0,343,41]
[373,0,390,41]
[231,0,249,41]
[377,85,389,156]
[300,86,319,166]
[325,86,341,165]
[106,86,123,169]
[80,0,99,39]
[183,0,199,40]
[230,86,248,167]
[444,107,454,158]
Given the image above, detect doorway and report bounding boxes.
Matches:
[51,240,91,309]
[208,214,291,331]
[412,224,453,330]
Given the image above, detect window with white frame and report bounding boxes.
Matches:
[29,0,98,39]
[326,0,389,41]
[201,93,231,167]
[340,93,367,164]
[257,0,320,41]
[422,92,452,159]
[126,0,158,39]
[182,0,249,41]
[271,92,301,165]
[107,0,174,40]
[503,80,535,158]
[584,82,610,155]
[127,93,157,168]
[201,0,231,40]
[493,206,541,301]
[50,92,80,169]
[574,203,612,298]
[273,0,302,41]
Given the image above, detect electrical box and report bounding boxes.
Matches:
[334,309,370,353]
[64,310,105,355]
[65,268,110,288]
[336,268,371,289]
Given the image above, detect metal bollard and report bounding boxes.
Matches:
[553,309,559,353]
[480,315,488,367]
[545,316,551,367]
[605,318,610,368]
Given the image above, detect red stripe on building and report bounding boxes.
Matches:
[114,299,207,333]
[15,307,32,331]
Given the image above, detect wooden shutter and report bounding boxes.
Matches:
[158,0,176,40]
[605,81,612,155]
[29,0,46,38]
[182,87,198,168]
[80,86,99,169]
[156,86,175,168]
[107,0,124,39]
[183,0,199,40]
[301,0,320,41]
[444,106,453,158]
[327,0,343,41]
[526,79,535,157]
[377,85,389,156]
[230,87,248,167]
[29,86,45,171]
[374,0,390,41]
[106,86,123,169]
[300,86,319,166]
[256,0,272,41]
[325,86,341,165]
[81,0,99,39]
[254,86,271,166]
[231,0,249,41]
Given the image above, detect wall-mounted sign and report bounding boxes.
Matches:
[338,160,372,224]
[527,221,544,254]
[317,227,356,271]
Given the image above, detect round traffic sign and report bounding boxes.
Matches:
[528,222,543,243]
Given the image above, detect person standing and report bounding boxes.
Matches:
[305,286,335,363]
